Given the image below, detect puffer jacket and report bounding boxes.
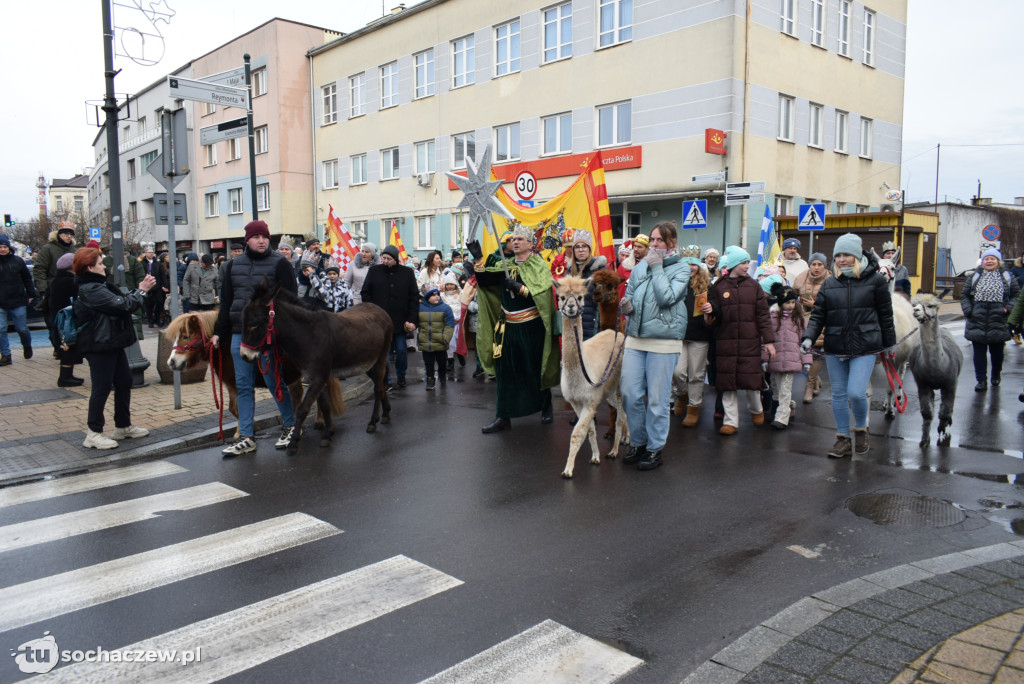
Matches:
[33,233,75,295]
[708,274,774,391]
[0,251,36,308]
[763,306,812,372]
[417,299,454,352]
[803,251,896,356]
[623,255,690,340]
[570,255,607,340]
[74,271,146,354]
[214,247,298,340]
[961,268,1020,344]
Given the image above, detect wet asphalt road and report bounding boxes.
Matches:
[2,331,1023,683]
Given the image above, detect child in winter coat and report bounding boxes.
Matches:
[310,265,354,313]
[440,272,463,376]
[763,283,812,429]
[417,288,454,390]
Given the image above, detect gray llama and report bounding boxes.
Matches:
[908,292,963,447]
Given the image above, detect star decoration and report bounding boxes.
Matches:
[445,143,514,245]
[146,0,176,25]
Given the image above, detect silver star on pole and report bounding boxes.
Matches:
[445,143,514,244]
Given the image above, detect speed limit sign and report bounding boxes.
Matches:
[514,170,537,200]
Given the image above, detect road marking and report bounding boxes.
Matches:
[0,482,247,553]
[0,512,340,632]
[25,555,461,682]
[420,619,643,683]
[0,462,188,509]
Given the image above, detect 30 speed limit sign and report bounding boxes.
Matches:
[514,170,537,200]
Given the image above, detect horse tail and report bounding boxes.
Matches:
[327,378,346,416]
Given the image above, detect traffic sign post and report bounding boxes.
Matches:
[681,200,708,229]
[153,194,188,224]
[514,170,537,200]
[798,203,827,230]
[89,227,101,241]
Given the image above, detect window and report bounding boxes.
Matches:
[380,62,398,109]
[863,9,876,66]
[415,215,434,249]
[323,159,339,189]
[252,68,267,97]
[494,19,521,76]
[543,112,572,155]
[452,211,467,247]
[126,158,136,180]
[809,103,824,148]
[543,2,573,63]
[127,201,136,222]
[415,140,436,174]
[350,220,368,242]
[201,102,216,116]
[255,126,268,155]
[452,133,475,169]
[834,110,849,153]
[778,95,795,142]
[837,0,851,56]
[229,188,243,214]
[597,101,631,147]
[380,148,399,180]
[140,150,157,174]
[494,123,520,162]
[138,115,147,131]
[856,204,869,213]
[322,83,337,125]
[351,154,367,185]
[257,183,270,212]
[414,49,434,99]
[599,0,632,47]
[452,35,475,88]
[810,0,825,47]
[780,0,796,36]
[55,197,64,213]
[205,192,219,217]
[74,196,84,213]
[350,73,366,117]
[859,117,873,158]
[203,144,217,166]
[228,137,242,161]
[775,196,792,216]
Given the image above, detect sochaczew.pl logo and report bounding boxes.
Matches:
[10,632,59,674]
[10,632,202,673]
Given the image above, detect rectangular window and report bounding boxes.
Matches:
[380,62,398,109]
[543,112,572,155]
[350,220,368,242]
[228,137,242,161]
[74,196,84,213]
[863,9,876,66]
[780,0,796,36]
[349,73,366,118]
[323,159,339,189]
[255,126,268,155]
[778,95,795,141]
[253,68,267,97]
[126,158,136,180]
[415,140,436,174]
[810,0,825,47]
[452,35,475,88]
[859,117,873,158]
[775,196,791,216]
[543,2,573,63]
[452,212,467,248]
[494,123,521,162]
[835,110,849,153]
[351,154,367,185]
[55,197,64,214]
[415,215,434,250]
[127,201,136,222]
[201,102,216,116]
[414,49,435,99]
[599,0,632,47]
[204,144,217,167]
[381,147,399,180]
[205,192,218,217]
[452,133,476,170]
[322,83,337,125]
[494,19,521,76]
[138,115,147,131]
[837,0,851,56]
[140,150,157,173]
[809,103,824,148]
[257,184,270,212]
[229,188,243,215]
[597,101,631,147]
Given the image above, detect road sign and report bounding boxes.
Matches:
[983,224,1001,242]
[681,200,708,229]
[89,227,101,241]
[200,117,249,146]
[146,154,188,188]
[726,181,766,194]
[153,193,188,225]
[692,171,726,184]
[167,76,248,109]
[724,193,765,207]
[518,200,535,208]
[199,66,246,88]
[514,170,537,200]
[798,203,827,230]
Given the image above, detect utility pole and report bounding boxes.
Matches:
[244,54,258,220]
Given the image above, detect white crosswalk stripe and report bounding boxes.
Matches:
[0,462,188,509]
[0,482,247,553]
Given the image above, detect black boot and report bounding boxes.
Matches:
[425,377,435,391]
[58,365,85,387]
[623,444,647,464]
[636,450,663,471]
[541,390,553,424]
[482,417,511,433]
[0,354,11,366]
[447,357,455,373]
[21,336,32,360]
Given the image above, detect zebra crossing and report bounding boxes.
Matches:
[1,462,643,682]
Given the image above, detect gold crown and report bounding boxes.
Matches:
[881,240,897,252]
[511,224,533,239]
[680,245,701,260]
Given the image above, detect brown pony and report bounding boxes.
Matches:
[592,269,625,441]
[165,310,345,439]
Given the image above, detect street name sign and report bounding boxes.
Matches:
[681,200,708,229]
[724,192,765,207]
[692,171,726,184]
[726,181,766,194]
[798,203,827,230]
[200,117,249,146]
[167,76,248,109]
[199,66,246,88]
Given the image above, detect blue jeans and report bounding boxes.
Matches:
[619,347,680,453]
[825,354,875,435]
[230,335,295,438]
[386,332,408,384]
[0,306,30,356]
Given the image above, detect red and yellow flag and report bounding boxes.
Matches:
[322,204,358,273]
[389,220,409,264]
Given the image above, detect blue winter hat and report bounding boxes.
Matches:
[720,245,751,272]
[782,237,801,250]
[981,247,1002,262]
[809,252,828,266]
[0,234,10,248]
[424,287,440,300]
[833,233,863,258]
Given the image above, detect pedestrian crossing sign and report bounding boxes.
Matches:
[798,203,826,230]
[682,200,708,229]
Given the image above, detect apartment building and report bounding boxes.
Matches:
[49,173,92,224]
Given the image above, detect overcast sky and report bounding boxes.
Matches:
[1,0,1020,222]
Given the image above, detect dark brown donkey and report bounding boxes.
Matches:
[240,282,393,451]
[592,269,625,441]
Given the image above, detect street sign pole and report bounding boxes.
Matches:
[722,166,729,252]
[244,54,258,221]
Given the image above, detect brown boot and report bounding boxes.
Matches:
[853,428,869,455]
[682,404,700,428]
[827,434,852,459]
[751,412,765,426]
[673,394,688,416]
[803,360,821,403]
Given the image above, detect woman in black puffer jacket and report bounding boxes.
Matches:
[568,230,608,340]
[47,253,85,387]
[73,247,156,450]
[802,233,895,459]
[961,248,1021,391]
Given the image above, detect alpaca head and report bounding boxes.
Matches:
[871,247,896,284]
[910,291,942,323]
[591,270,623,306]
[554,275,590,318]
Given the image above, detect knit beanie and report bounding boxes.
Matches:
[0,234,10,248]
[770,282,799,306]
[382,244,400,262]
[56,252,75,270]
[782,237,801,250]
[760,274,784,294]
[981,247,1002,262]
[244,220,270,242]
[424,287,440,300]
[809,252,827,266]
[702,247,720,259]
[720,245,751,272]
[832,233,863,258]
[86,239,100,250]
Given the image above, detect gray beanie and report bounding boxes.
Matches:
[362,242,379,256]
[808,252,827,266]
[382,244,400,261]
[832,233,863,258]
[56,253,75,270]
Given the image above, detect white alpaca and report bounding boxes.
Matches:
[555,276,629,478]
[873,247,920,418]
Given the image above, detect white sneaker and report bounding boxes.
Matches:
[83,430,119,450]
[222,437,256,458]
[112,425,149,440]
[275,426,295,450]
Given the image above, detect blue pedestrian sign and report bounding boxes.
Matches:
[682,200,708,229]
[517,200,535,208]
[797,203,826,231]
[89,227,101,241]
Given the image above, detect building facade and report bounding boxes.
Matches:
[909,199,1024,278]
[49,173,92,225]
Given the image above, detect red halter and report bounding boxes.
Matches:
[171,317,226,440]
[240,300,286,402]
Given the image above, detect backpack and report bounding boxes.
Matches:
[55,299,88,350]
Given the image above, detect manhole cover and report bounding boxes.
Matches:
[0,389,79,408]
[847,492,965,527]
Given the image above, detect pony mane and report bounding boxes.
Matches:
[250,279,302,305]
[555,275,589,297]
[164,309,219,339]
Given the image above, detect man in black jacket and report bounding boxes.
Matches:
[0,234,37,366]
[211,220,298,457]
[361,244,418,388]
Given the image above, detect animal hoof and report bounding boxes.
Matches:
[319,439,331,448]
[381,416,391,424]
[919,438,930,448]
[561,471,573,479]
[366,424,377,433]
[590,457,601,465]
[314,419,325,429]
[603,433,614,442]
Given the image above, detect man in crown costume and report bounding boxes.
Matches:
[468,225,560,433]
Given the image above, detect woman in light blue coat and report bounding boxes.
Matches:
[618,221,690,471]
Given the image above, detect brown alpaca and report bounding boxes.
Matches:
[592,270,625,441]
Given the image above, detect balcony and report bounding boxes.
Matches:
[119,125,161,153]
